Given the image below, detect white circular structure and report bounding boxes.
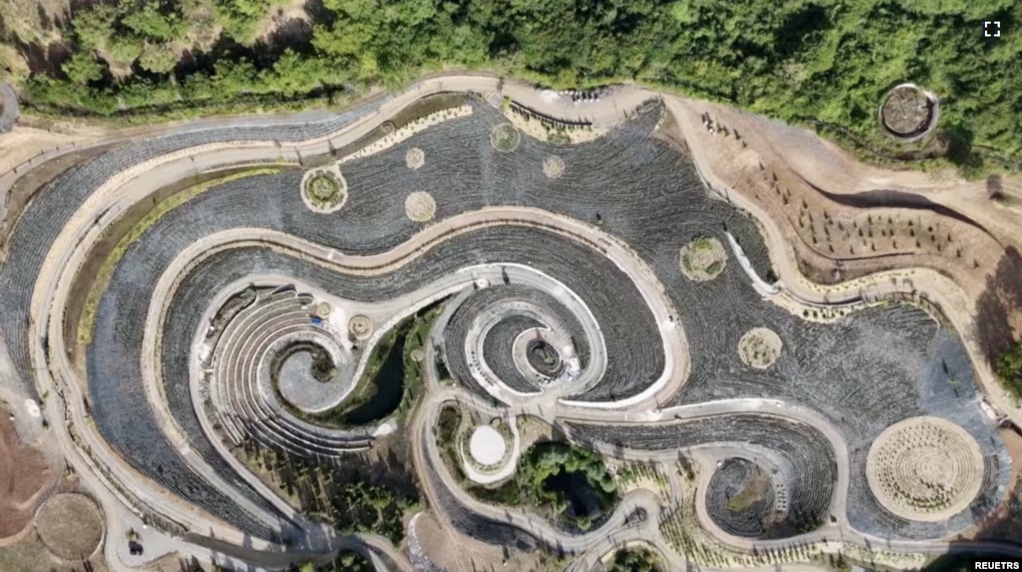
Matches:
[469,425,507,466]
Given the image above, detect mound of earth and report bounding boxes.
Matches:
[0,410,52,540]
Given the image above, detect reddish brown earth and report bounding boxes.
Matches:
[0,407,52,541]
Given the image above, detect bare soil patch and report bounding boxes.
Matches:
[34,493,104,560]
[0,407,52,541]
[412,511,566,572]
[663,97,1005,292]
[0,532,109,572]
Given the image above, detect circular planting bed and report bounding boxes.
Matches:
[490,123,521,152]
[738,327,782,369]
[469,425,507,467]
[405,191,437,222]
[405,147,425,170]
[35,493,104,560]
[679,236,727,282]
[300,168,348,213]
[348,314,374,341]
[866,416,984,522]
[542,155,565,179]
[879,84,938,140]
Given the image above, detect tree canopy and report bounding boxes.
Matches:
[4,0,1021,170]
[995,340,1022,399]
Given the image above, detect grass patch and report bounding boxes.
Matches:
[74,166,285,346]
[306,173,340,202]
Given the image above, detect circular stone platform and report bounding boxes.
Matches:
[679,236,727,281]
[469,425,507,466]
[738,327,782,369]
[35,493,104,560]
[866,416,984,522]
[542,155,565,178]
[879,83,938,140]
[405,191,437,222]
[406,147,425,170]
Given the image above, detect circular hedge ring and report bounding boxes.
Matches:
[300,167,349,213]
[866,416,984,522]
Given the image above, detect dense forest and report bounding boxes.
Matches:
[0,0,1020,169]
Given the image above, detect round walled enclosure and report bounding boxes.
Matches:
[469,425,507,466]
[738,327,782,369]
[866,416,984,522]
[526,338,564,377]
[35,493,104,560]
[405,191,437,222]
[879,83,939,141]
[679,236,727,282]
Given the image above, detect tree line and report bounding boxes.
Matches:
[3,0,1021,170]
